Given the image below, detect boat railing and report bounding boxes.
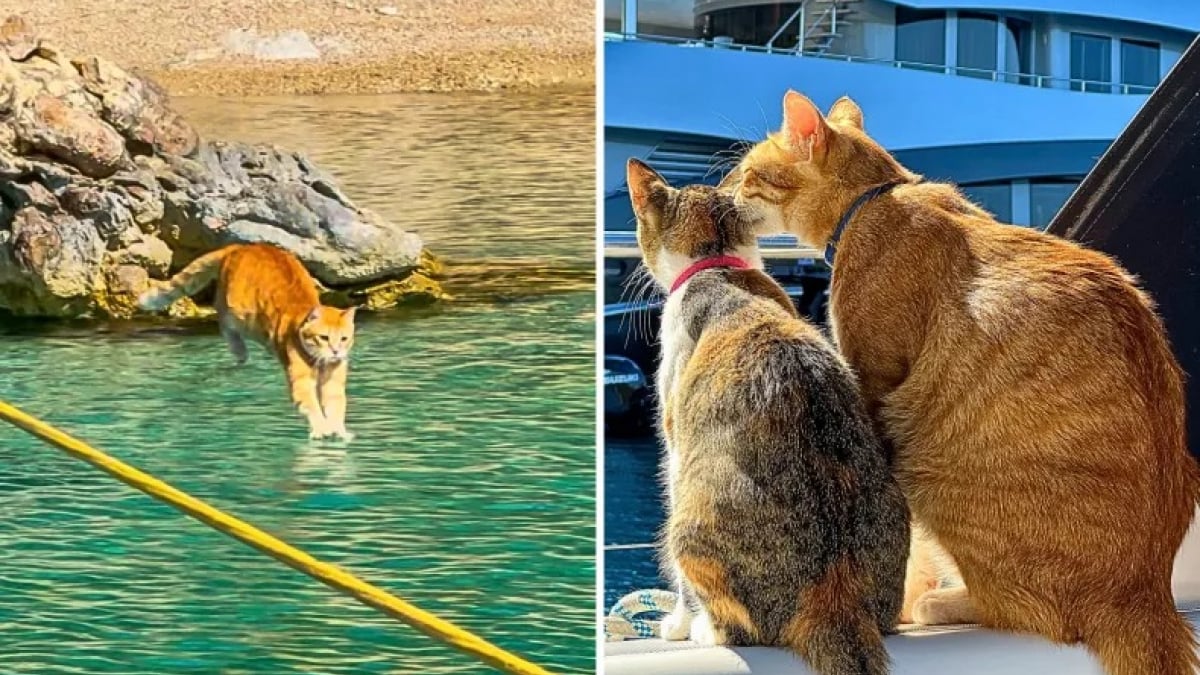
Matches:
[0,400,554,675]
[605,32,1155,96]
[605,230,823,262]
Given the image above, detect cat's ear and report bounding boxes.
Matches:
[342,306,357,323]
[781,90,830,161]
[827,96,864,130]
[626,158,669,222]
[304,306,322,324]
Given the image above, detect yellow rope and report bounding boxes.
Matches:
[0,400,553,675]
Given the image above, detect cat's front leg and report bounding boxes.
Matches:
[318,360,353,441]
[688,607,729,646]
[286,352,332,438]
[901,522,941,623]
[660,574,697,641]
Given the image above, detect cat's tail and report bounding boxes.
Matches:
[783,558,891,675]
[1083,594,1199,675]
[785,616,889,675]
[137,247,233,311]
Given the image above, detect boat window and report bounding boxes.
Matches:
[635,0,697,38]
[707,3,803,49]
[962,182,1012,222]
[1071,32,1113,92]
[604,0,621,33]
[896,7,946,72]
[1121,38,1161,94]
[957,12,998,79]
[1030,179,1081,227]
[1003,17,1034,85]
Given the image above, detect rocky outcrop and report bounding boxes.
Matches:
[0,17,444,319]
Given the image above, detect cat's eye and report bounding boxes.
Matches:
[755,170,792,189]
[340,337,348,342]
[319,334,330,341]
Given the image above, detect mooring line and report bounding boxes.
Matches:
[0,400,552,675]
[603,542,657,551]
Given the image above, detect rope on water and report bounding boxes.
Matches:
[0,400,553,675]
[604,588,678,641]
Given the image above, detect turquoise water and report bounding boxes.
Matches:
[0,91,595,674]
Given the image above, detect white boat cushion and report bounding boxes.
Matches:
[606,505,1200,674]
[605,613,1200,675]
[1172,504,1200,607]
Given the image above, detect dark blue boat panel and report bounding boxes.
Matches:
[1049,35,1200,462]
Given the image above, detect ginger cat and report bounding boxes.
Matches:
[727,90,1200,675]
[138,243,356,440]
[628,159,909,675]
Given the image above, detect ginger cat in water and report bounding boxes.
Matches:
[725,90,1200,675]
[628,159,909,675]
[138,243,356,440]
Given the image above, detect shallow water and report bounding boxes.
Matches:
[176,90,595,264]
[0,91,595,674]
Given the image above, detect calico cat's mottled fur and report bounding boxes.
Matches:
[728,90,1200,675]
[627,158,909,675]
[138,243,356,440]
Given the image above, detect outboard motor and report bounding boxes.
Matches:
[604,355,652,435]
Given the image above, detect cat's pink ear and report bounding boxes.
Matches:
[627,158,669,221]
[827,96,864,129]
[781,90,829,159]
[305,307,321,324]
[342,307,357,323]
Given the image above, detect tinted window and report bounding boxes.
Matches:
[962,182,1012,222]
[1121,39,1160,94]
[957,12,998,79]
[1071,33,1112,93]
[1003,18,1033,85]
[708,4,803,48]
[1031,180,1080,227]
[896,8,945,72]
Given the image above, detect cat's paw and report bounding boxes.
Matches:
[900,575,939,623]
[660,608,693,641]
[688,611,727,646]
[912,587,980,625]
[308,422,336,440]
[332,427,355,442]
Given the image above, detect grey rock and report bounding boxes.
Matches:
[0,19,440,318]
[73,55,199,157]
[220,28,322,61]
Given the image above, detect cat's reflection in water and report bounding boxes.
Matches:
[291,440,358,492]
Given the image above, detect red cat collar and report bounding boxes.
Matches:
[669,255,750,294]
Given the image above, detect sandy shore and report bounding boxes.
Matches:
[16,0,594,96]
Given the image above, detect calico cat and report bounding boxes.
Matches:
[727,90,1200,675]
[138,243,356,440]
[627,158,909,675]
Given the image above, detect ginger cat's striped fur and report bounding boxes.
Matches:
[629,160,909,675]
[727,90,1200,675]
[138,243,356,440]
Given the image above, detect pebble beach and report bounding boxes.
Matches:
[16,0,594,95]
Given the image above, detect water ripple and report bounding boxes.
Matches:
[0,91,595,675]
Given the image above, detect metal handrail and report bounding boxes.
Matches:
[766,1,807,50]
[604,32,1154,95]
[803,5,834,43]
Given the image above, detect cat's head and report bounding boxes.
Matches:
[626,158,760,290]
[724,90,913,245]
[299,306,357,363]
